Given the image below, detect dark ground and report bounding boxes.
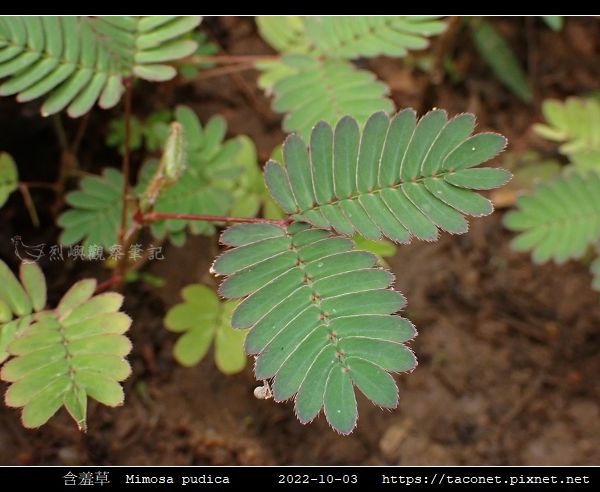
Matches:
[0,17,599,465]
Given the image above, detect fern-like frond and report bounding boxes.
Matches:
[58,168,127,251]
[165,284,246,374]
[504,171,600,264]
[272,56,393,140]
[303,16,446,59]
[211,222,416,434]
[265,110,509,243]
[0,152,18,208]
[534,97,600,171]
[0,16,201,117]
[0,261,131,430]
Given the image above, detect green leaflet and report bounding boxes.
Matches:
[0,260,131,430]
[256,17,311,55]
[540,16,564,32]
[0,152,18,208]
[212,222,416,434]
[469,19,532,103]
[534,98,600,172]
[164,284,247,374]
[264,111,509,244]
[504,171,600,264]
[57,167,127,252]
[0,16,201,117]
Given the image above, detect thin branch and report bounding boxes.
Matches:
[185,54,279,65]
[18,184,40,227]
[95,275,123,294]
[142,211,290,226]
[51,114,78,211]
[20,181,58,191]
[118,78,133,246]
[71,112,91,156]
[194,63,256,81]
[51,114,69,152]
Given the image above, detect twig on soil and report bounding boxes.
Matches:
[493,374,545,441]
[118,78,133,248]
[194,63,256,81]
[18,184,40,227]
[95,275,123,294]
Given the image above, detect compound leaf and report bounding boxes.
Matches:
[0,16,201,117]
[265,111,509,243]
[0,261,131,430]
[212,221,416,434]
[504,171,600,264]
[137,106,256,245]
[57,168,126,252]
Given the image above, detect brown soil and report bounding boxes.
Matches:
[1,17,599,465]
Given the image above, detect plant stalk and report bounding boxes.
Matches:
[141,211,290,226]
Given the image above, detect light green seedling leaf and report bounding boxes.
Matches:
[0,152,18,207]
[214,301,246,375]
[165,284,247,374]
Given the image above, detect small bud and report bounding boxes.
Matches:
[163,122,186,185]
[253,381,272,400]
